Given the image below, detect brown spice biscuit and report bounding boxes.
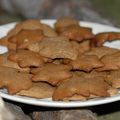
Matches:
[75,70,109,79]
[97,51,120,71]
[8,20,57,38]
[31,63,72,86]
[71,40,90,55]
[55,17,79,33]
[0,66,32,94]
[60,25,94,42]
[8,50,45,68]
[8,20,43,37]
[91,32,120,47]
[53,74,110,101]
[0,20,57,50]
[0,20,44,50]
[42,24,58,37]
[28,36,79,60]
[9,29,44,49]
[105,70,120,88]
[0,51,30,72]
[17,82,55,99]
[62,87,117,101]
[0,37,16,50]
[70,55,103,72]
[85,46,119,58]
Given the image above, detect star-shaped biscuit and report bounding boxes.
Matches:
[97,51,120,71]
[0,37,16,50]
[0,51,30,72]
[105,70,120,88]
[71,40,90,55]
[91,32,120,47]
[85,46,119,58]
[8,19,57,38]
[53,74,110,101]
[8,50,45,68]
[0,66,32,94]
[0,20,57,50]
[60,25,94,42]
[9,29,44,49]
[7,20,44,38]
[31,63,72,86]
[70,55,103,72]
[75,70,109,79]
[42,24,58,37]
[28,36,78,60]
[1,20,43,45]
[55,16,79,33]
[17,82,55,99]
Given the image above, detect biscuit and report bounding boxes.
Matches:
[0,20,57,50]
[42,24,58,37]
[85,46,119,58]
[91,32,120,47]
[75,70,109,79]
[31,63,72,86]
[70,55,103,72]
[0,66,32,94]
[9,29,44,49]
[53,74,110,101]
[0,37,16,50]
[28,36,79,60]
[17,82,55,99]
[60,25,94,42]
[62,88,117,101]
[0,20,44,50]
[105,70,120,88]
[71,40,90,55]
[8,20,57,38]
[0,51,30,72]
[97,51,120,71]
[8,50,45,68]
[55,16,79,33]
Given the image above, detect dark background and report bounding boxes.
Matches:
[0,0,119,26]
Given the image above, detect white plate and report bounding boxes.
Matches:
[0,20,120,108]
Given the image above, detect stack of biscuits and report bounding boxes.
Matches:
[0,17,120,101]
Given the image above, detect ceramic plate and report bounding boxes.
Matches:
[0,20,120,108]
